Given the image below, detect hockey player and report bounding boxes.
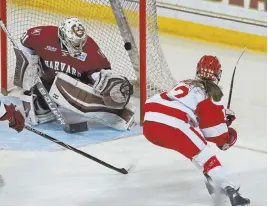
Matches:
[143,55,250,206]
[0,102,25,132]
[18,17,135,131]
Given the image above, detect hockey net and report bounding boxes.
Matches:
[1,0,176,105]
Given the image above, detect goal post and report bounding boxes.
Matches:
[0,0,176,122]
[140,0,146,122]
[0,0,7,93]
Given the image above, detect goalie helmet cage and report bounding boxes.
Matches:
[0,0,176,122]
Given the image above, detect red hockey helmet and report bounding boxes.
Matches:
[196,55,222,84]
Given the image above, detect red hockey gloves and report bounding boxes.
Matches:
[225,109,236,126]
[217,127,237,151]
[0,104,25,132]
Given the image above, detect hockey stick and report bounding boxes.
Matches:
[227,47,247,109]
[0,19,88,133]
[25,125,129,174]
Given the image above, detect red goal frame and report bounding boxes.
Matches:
[140,0,146,123]
[0,0,8,92]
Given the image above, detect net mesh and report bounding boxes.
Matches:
[5,0,176,98]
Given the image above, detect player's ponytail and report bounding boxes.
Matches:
[203,79,223,102]
[190,79,223,102]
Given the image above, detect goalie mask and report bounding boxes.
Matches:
[196,55,222,84]
[58,17,87,57]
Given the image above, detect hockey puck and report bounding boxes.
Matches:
[124,42,132,50]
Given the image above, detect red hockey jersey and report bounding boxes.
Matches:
[144,80,229,146]
[20,26,111,85]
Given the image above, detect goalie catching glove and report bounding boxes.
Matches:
[93,69,133,109]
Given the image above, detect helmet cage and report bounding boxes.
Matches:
[196,56,222,84]
[58,18,87,57]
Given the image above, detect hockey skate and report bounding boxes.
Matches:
[224,186,250,206]
[205,178,250,206]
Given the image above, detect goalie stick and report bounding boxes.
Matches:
[227,47,247,109]
[25,125,129,174]
[0,19,88,133]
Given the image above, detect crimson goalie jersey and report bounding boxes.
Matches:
[20,26,111,85]
[144,80,229,146]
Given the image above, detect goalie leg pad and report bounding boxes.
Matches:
[49,72,136,130]
[20,89,56,125]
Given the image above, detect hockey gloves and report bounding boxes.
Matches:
[0,104,25,132]
[225,109,236,126]
[217,127,237,151]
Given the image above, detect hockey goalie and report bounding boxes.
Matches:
[17,17,136,131]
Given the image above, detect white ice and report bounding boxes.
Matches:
[0,35,267,205]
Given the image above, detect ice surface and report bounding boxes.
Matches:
[0,135,266,205]
[0,35,267,205]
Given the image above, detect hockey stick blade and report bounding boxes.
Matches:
[227,47,247,109]
[25,125,128,174]
[119,168,129,174]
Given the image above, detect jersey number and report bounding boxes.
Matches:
[161,85,189,100]
[171,85,189,98]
